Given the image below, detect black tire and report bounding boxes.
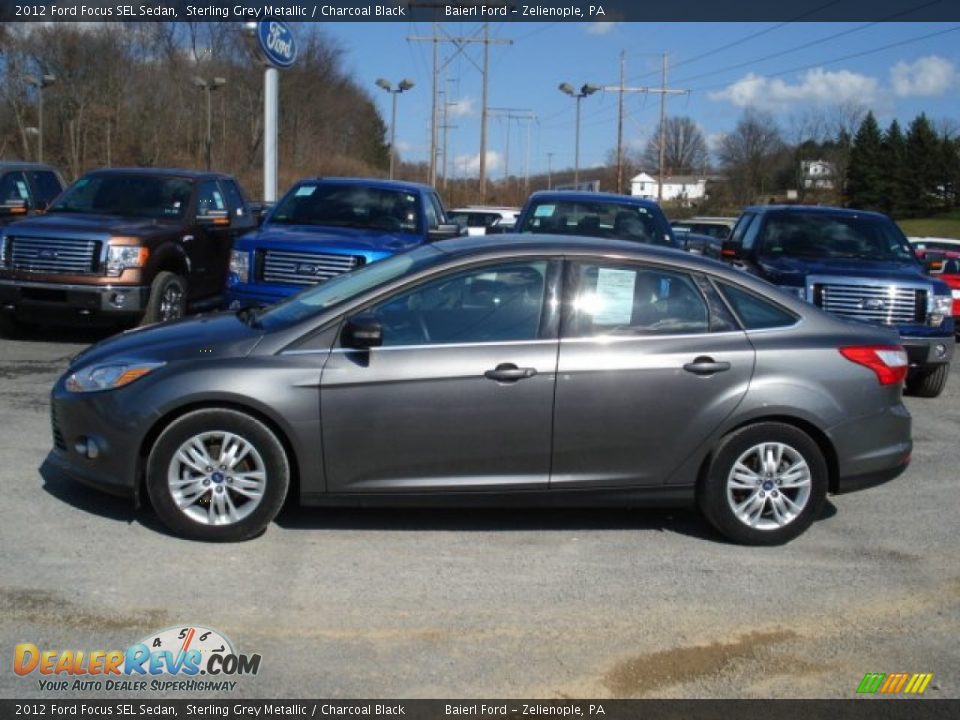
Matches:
[146,408,290,541]
[698,422,828,546]
[904,363,949,398]
[141,271,187,326]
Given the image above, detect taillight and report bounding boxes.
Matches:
[839,345,908,385]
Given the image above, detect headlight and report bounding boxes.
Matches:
[65,361,165,393]
[778,285,807,301]
[229,250,249,284]
[930,294,953,326]
[106,245,149,277]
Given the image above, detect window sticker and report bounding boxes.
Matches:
[533,204,555,217]
[16,181,29,199]
[212,191,225,210]
[592,268,637,325]
[295,185,317,197]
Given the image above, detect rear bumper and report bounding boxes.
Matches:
[828,403,912,494]
[0,278,148,319]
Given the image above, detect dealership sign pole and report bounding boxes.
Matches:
[244,21,297,203]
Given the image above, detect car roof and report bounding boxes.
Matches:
[85,167,235,181]
[525,190,662,209]
[744,204,891,220]
[295,176,435,193]
[0,161,60,173]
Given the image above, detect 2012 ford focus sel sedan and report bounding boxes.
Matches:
[49,236,912,544]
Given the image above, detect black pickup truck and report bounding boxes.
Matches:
[0,168,257,334]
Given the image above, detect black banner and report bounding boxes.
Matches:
[1,0,960,23]
[1,700,959,720]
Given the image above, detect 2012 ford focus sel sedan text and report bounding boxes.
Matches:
[48,236,912,544]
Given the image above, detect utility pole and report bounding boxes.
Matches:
[595,53,688,199]
[547,152,554,190]
[489,108,536,182]
[409,19,511,200]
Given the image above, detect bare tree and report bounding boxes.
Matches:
[717,109,784,205]
[640,116,709,175]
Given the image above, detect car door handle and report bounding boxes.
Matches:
[683,356,732,375]
[484,363,537,382]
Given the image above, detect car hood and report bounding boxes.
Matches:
[67,312,264,371]
[236,224,423,254]
[3,212,178,238]
[758,255,929,285]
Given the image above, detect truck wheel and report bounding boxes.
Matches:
[904,364,950,398]
[146,408,290,542]
[141,271,187,326]
[698,422,828,546]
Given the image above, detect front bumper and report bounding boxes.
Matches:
[828,402,912,494]
[900,334,955,367]
[49,383,145,501]
[0,278,148,319]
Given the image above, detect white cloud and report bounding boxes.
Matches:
[709,69,879,109]
[454,151,502,176]
[394,141,414,154]
[890,56,956,97]
[706,132,727,153]
[586,22,618,36]
[446,97,475,118]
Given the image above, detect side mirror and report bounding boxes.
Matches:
[720,240,744,261]
[247,202,273,227]
[923,256,945,275]
[197,208,231,226]
[0,199,29,217]
[342,314,383,350]
[428,223,465,242]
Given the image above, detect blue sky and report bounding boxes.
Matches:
[318,21,960,178]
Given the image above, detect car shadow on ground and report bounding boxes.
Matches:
[39,456,838,544]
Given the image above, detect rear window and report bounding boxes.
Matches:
[716,282,798,330]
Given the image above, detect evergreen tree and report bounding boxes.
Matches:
[881,119,908,217]
[904,113,942,217]
[938,134,960,209]
[845,112,885,210]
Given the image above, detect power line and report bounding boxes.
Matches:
[688,24,960,94]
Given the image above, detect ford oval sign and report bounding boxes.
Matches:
[256,21,297,69]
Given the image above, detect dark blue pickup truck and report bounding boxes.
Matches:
[225,177,461,309]
[723,205,955,397]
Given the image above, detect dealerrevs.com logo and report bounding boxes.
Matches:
[14,625,260,692]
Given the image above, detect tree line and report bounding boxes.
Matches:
[0,22,390,197]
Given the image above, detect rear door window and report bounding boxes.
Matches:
[29,171,64,204]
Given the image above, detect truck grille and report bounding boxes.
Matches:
[260,250,360,286]
[814,282,925,325]
[7,237,100,275]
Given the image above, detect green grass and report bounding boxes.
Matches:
[898,210,960,239]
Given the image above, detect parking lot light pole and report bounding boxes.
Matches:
[558,83,599,187]
[192,76,227,171]
[25,74,56,163]
[376,78,415,180]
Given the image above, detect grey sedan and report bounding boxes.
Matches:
[49,236,912,544]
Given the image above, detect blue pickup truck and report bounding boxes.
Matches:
[225,177,461,309]
[723,205,955,397]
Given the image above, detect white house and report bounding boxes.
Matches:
[630,172,706,204]
[801,160,836,190]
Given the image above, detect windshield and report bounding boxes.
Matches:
[518,199,674,246]
[48,174,193,220]
[757,212,916,262]
[253,245,444,329]
[268,183,422,233]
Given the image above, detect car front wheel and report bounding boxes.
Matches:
[142,271,187,325]
[146,408,290,541]
[698,422,828,546]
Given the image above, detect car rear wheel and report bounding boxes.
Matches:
[698,422,827,545]
[146,409,290,541]
[142,271,187,326]
[904,363,949,398]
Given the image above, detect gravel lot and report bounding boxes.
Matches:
[1,326,958,700]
